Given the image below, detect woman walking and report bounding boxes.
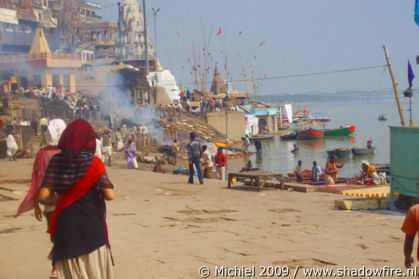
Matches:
[39,119,115,279]
[15,119,66,279]
[124,138,138,169]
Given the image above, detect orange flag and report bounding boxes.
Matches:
[258,40,266,47]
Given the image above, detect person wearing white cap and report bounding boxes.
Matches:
[360,160,387,185]
[361,160,376,178]
[15,118,66,279]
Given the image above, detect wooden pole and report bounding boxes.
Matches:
[383,45,406,127]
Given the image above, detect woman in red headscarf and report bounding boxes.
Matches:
[39,119,115,279]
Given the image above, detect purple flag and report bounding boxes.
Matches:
[408,60,415,88]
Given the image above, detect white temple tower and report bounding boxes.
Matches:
[115,0,155,62]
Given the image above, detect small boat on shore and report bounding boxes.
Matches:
[214,142,231,148]
[297,128,324,140]
[280,131,297,140]
[324,125,356,136]
[249,134,274,141]
[378,114,388,121]
[327,148,351,157]
[352,147,375,155]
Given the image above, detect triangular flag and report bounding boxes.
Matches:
[408,60,415,88]
[238,31,242,36]
[217,27,222,36]
[263,73,268,79]
[258,40,266,47]
[176,31,181,37]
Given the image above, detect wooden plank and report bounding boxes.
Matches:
[334,197,390,210]
[282,182,318,193]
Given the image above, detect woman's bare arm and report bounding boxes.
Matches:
[39,188,52,201]
[102,188,115,201]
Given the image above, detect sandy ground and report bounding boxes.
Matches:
[0,157,413,279]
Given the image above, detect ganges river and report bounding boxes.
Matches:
[227,96,419,178]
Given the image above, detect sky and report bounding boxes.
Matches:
[99,0,419,95]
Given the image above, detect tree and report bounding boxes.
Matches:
[57,0,81,52]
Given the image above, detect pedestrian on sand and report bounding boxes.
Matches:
[215,147,227,181]
[39,119,115,279]
[15,119,66,279]
[187,132,203,184]
[294,160,303,182]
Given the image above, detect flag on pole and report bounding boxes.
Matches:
[408,60,415,88]
[415,0,419,26]
[217,27,222,35]
[258,40,266,47]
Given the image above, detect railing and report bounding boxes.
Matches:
[0,52,81,63]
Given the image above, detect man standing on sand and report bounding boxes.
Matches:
[187,132,203,184]
[215,147,227,181]
[294,160,303,182]
[102,130,112,167]
[401,204,419,269]
[39,117,48,147]
[201,145,213,178]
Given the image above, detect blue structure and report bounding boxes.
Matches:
[390,126,419,209]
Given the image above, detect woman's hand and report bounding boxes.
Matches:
[34,203,42,221]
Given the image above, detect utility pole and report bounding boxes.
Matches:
[142,0,149,75]
[152,8,160,59]
[383,45,406,127]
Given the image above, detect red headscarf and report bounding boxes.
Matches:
[58,119,96,156]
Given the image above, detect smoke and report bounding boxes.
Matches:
[97,70,171,144]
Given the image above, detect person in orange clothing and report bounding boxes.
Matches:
[324,155,343,185]
[401,204,419,269]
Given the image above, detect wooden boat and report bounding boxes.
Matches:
[327,148,351,157]
[378,114,388,121]
[324,125,356,136]
[297,128,324,140]
[214,142,230,148]
[352,147,376,155]
[280,132,296,140]
[249,134,274,141]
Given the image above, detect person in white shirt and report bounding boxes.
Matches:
[201,145,214,178]
[7,130,18,161]
[94,133,104,163]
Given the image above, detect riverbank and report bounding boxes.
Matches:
[0,157,408,279]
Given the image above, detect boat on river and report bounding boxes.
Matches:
[249,134,274,141]
[378,114,388,121]
[327,148,352,157]
[296,128,324,140]
[352,147,376,155]
[324,125,356,136]
[280,131,297,140]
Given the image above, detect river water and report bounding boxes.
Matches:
[227,97,419,178]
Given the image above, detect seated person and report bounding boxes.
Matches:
[294,160,303,182]
[240,160,253,172]
[153,161,165,173]
[311,161,322,182]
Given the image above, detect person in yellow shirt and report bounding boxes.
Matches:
[361,161,377,178]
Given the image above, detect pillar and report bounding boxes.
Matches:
[43,73,52,88]
[59,74,64,86]
[273,114,278,132]
[267,116,273,133]
[69,73,76,93]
